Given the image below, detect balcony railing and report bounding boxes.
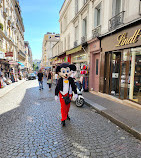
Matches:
[74,40,78,47]
[81,35,87,44]
[109,11,125,31]
[92,25,101,38]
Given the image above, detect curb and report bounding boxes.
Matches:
[85,99,141,141]
[0,80,26,98]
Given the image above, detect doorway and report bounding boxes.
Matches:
[93,53,100,92]
[104,52,121,97]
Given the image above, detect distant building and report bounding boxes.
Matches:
[41,32,60,68]
[24,41,33,72]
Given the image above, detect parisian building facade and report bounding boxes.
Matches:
[0,0,32,85]
[49,0,141,104]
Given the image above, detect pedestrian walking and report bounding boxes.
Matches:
[47,69,53,90]
[55,63,78,127]
[55,73,58,85]
[37,69,43,90]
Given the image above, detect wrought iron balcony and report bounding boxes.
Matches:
[109,11,125,31]
[81,35,87,44]
[92,25,101,38]
[74,40,78,47]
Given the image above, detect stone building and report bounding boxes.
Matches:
[41,32,60,69]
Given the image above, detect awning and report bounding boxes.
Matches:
[9,61,18,65]
[18,62,24,67]
[66,45,82,55]
[50,57,58,62]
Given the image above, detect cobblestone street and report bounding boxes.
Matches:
[0,80,141,158]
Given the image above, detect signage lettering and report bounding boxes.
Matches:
[5,52,13,57]
[116,29,141,47]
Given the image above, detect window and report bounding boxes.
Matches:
[96,59,99,75]
[75,25,78,41]
[112,0,121,16]
[75,0,78,14]
[94,3,101,28]
[139,0,141,14]
[82,17,87,37]
[84,0,87,4]
[60,21,62,33]
[68,34,70,50]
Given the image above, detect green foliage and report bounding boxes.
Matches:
[33,63,39,71]
[0,23,3,31]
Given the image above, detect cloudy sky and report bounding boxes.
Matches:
[20,0,64,60]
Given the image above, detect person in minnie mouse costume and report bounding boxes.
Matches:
[55,63,78,126]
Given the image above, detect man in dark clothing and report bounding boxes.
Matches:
[37,69,43,90]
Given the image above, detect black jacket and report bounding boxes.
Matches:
[55,77,77,96]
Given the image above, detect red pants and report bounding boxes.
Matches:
[59,92,72,121]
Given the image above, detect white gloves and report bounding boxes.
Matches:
[55,96,59,102]
[73,94,78,101]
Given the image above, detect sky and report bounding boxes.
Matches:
[20,0,64,60]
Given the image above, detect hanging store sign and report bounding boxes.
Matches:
[5,52,13,57]
[116,29,141,47]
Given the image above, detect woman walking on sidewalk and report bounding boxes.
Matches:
[47,69,53,90]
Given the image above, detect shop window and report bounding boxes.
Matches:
[129,48,141,104]
[96,59,99,75]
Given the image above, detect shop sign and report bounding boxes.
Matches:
[116,29,141,47]
[5,52,13,57]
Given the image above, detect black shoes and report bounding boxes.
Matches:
[67,115,70,120]
[61,120,65,126]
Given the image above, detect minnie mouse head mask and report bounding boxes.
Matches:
[56,63,76,79]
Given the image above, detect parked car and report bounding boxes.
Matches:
[28,73,36,80]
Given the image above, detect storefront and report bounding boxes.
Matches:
[100,22,141,104]
[66,44,89,91]
[88,38,101,92]
[0,59,10,78]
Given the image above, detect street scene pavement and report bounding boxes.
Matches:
[0,79,141,158]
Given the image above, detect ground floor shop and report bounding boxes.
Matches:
[100,22,141,104]
[66,45,89,91]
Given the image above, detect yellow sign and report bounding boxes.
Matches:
[116,29,141,47]
[66,45,82,55]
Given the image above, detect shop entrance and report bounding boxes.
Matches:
[93,53,100,92]
[104,52,121,97]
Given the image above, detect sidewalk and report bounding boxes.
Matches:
[0,80,26,98]
[83,92,141,140]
